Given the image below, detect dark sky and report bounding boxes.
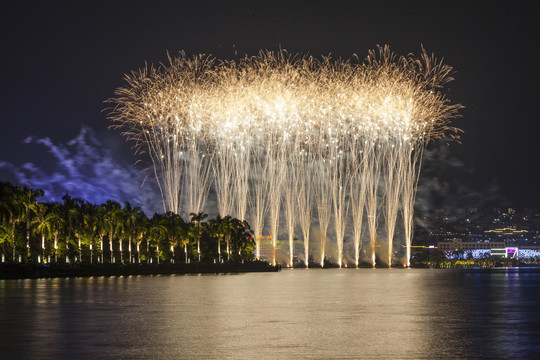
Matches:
[1,0,538,209]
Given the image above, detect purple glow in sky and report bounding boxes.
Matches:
[0,127,161,215]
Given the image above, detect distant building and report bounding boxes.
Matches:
[484,226,528,237]
[490,247,540,259]
[420,207,540,247]
[491,247,518,258]
[518,247,540,258]
[437,238,505,251]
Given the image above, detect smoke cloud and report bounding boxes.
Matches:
[0,126,162,215]
[414,144,507,230]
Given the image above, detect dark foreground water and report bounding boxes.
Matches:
[1,268,540,359]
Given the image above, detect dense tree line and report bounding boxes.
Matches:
[0,182,255,264]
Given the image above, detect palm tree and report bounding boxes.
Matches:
[114,208,127,263]
[186,223,198,263]
[19,186,43,260]
[159,212,186,264]
[0,182,22,261]
[148,215,167,264]
[190,212,208,262]
[104,201,122,263]
[122,201,145,263]
[94,204,110,263]
[9,203,23,262]
[62,194,84,263]
[0,221,8,262]
[80,202,98,264]
[133,214,147,263]
[0,183,11,260]
[45,203,65,263]
[181,229,191,264]
[219,215,235,262]
[230,218,254,261]
[32,202,50,263]
[72,200,87,262]
[209,216,225,263]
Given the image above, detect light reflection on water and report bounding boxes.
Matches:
[1,269,540,359]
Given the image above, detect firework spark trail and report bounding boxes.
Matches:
[234,141,250,221]
[212,140,235,218]
[296,150,314,267]
[314,159,332,267]
[282,147,299,266]
[383,139,403,268]
[108,45,462,266]
[185,140,213,219]
[267,136,286,266]
[364,137,382,268]
[330,133,351,268]
[314,114,334,267]
[401,144,424,267]
[349,136,368,267]
[249,138,271,260]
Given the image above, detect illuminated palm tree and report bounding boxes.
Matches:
[219,215,235,262]
[133,213,147,263]
[156,212,184,263]
[32,202,50,263]
[122,201,145,263]
[190,212,208,262]
[186,223,198,263]
[148,215,167,264]
[210,216,233,263]
[80,202,98,264]
[45,203,64,263]
[0,182,22,261]
[94,204,110,263]
[19,186,43,260]
[104,200,122,263]
[0,183,11,260]
[208,217,221,263]
[230,218,254,261]
[181,227,191,264]
[62,194,84,263]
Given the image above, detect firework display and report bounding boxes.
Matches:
[109,45,461,267]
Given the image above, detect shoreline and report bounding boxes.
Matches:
[3,262,540,280]
[0,261,281,280]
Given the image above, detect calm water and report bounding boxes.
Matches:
[1,269,540,359]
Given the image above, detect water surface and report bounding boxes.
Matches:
[1,268,539,359]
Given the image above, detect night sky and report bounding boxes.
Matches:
[1,1,538,212]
